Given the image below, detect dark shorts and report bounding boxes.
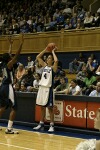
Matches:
[0,84,17,110]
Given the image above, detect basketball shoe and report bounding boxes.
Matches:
[5,128,19,134]
[33,123,44,131]
[48,125,54,133]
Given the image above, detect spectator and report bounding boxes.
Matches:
[82,70,97,95]
[76,18,84,29]
[35,18,44,32]
[27,15,33,25]
[89,72,100,91]
[56,79,82,95]
[18,17,24,27]
[16,63,25,82]
[68,53,85,74]
[74,0,84,14]
[91,53,98,65]
[76,64,87,86]
[54,77,68,92]
[77,9,86,21]
[19,83,27,92]
[26,56,34,69]
[54,74,61,89]
[95,72,100,83]
[92,13,100,27]
[84,11,94,28]
[96,65,100,75]
[64,18,71,30]
[43,55,47,63]
[86,56,98,73]
[66,79,82,95]
[13,24,20,34]
[20,20,30,33]
[56,10,65,30]
[45,17,57,31]
[21,68,34,87]
[76,23,81,29]
[63,4,72,19]
[14,83,20,91]
[89,82,100,97]
[27,73,41,92]
[70,13,77,29]
[53,9,60,19]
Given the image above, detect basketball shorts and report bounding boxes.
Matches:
[0,84,17,110]
[36,86,54,107]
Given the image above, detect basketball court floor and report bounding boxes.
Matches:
[0,124,100,150]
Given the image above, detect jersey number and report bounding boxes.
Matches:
[44,73,47,79]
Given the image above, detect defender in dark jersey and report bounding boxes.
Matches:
[0,34,24,134]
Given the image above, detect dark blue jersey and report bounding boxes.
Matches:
[2,62,18,84]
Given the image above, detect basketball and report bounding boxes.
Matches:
[46,43,56,52]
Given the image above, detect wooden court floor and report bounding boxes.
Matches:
[0,127,85,150]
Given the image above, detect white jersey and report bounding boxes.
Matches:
[39,66,52,87]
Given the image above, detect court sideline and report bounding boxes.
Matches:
[0,124,100,150]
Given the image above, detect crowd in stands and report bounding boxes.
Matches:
[0,0,100,97]
[55,53,100,96]
[0,0,100,35]
[1,52,100,97]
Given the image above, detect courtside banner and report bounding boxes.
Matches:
[35,101,64,123]
[45,101,64,122]
[63,101,87,127]
[87,102,100,129]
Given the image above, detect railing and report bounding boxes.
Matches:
[0,27,100,54]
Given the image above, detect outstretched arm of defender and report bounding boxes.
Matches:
[8,36,13,55]
[7,34,24,69]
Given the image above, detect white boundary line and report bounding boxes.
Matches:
[1,126,85,140]
[17,128,85,140]
[0,142,36,150]
[0,126,85,150]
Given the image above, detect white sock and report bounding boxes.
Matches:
[50,122,54,126]
[40,121,44,124]
[8,120,13,130]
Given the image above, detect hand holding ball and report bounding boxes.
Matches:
[46,43,56,52]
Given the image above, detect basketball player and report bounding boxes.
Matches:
[0,34,24,134]
[33,45,58,132]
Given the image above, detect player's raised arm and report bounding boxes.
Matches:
[36,48,47,67]
[7,34,24,69]
[52,47,58,73]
